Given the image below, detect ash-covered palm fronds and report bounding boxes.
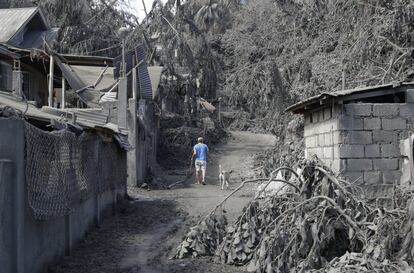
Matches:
[174,157,414,273]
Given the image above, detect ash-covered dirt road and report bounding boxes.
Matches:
[50,131,275,273]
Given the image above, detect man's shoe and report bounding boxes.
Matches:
[202,181,206,185]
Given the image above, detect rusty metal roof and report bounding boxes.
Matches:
[286,82,414,114]
[0,7,48,43]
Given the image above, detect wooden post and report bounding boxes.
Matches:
[118,77,128,129]
[12,60,22,98]
[61,77,66,109]
[132,64,137,100]
[48,55,54,107]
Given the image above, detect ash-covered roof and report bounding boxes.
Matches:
[0,92,123,135]
[0,7,48,44]
[286,82,414,114]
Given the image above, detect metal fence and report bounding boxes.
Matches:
[25,122,126,219]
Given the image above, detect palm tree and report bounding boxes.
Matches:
[194,0,227,33]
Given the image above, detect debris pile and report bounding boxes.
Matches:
[158,111,226,170]
[254,116,304,177]
[309,252,413,273]
[174,157,414,272]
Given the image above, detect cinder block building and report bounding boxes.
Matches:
[287,82,414,201]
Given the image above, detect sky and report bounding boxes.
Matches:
[129,0,166,22]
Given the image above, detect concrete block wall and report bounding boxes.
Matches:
[339,103,410,198]
[304,105,343,170]
[304,102,414,200]
[0,119,127,273]
[132,99,159,186]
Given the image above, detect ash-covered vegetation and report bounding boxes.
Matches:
[8,0,414,137]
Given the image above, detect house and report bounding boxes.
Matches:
[287,82,414,203]
[0,7,160,273]
[0,7,58,106]
[0,7,58,49]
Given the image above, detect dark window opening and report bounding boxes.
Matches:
[0,61,12,91]
[22,72,31,98]
[351,92,405,104]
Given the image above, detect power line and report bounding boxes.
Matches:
[85,44,121,54]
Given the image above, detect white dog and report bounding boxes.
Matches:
[219,165,233,190]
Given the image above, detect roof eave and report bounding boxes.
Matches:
[0,44,19,59]
[286,82,414,114]
[60,54,113,67]
[285,93,333,114]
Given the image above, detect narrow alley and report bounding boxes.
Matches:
[48,131,275,273]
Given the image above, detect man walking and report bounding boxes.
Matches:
[192,137,209,185]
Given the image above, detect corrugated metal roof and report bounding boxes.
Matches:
[0,93,123,134]
[71,65,116,91]
[0,92,61,121]
[41,107,110,126]
[71,109,109,125]
[0,7,44,43]
[0,91,131,147]
[113,45,153,100]
[135,46,153,100]
[286,82,414,113]
[54,53,114,108]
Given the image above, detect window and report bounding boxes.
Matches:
[0,61,12,91]
[22,72,31,98]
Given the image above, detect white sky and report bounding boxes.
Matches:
[128,0,166,22]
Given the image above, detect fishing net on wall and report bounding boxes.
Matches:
[25,122,126,220]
